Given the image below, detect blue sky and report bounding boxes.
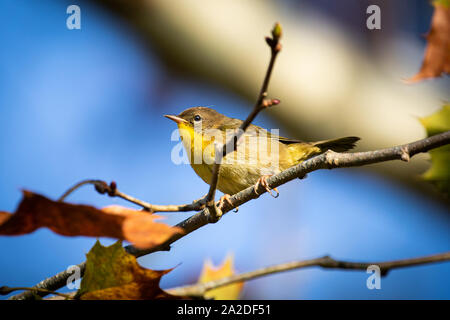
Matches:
[0,0,448,299]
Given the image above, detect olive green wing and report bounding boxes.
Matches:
[230,121,360,151]
[217,120,304,144]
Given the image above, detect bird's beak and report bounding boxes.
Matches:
[164,115,187,124]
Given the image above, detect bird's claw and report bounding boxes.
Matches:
[254,175,279,198]
[217,194,239,213]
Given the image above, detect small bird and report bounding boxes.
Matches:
[165,107,359,201]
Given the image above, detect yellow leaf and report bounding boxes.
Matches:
[198,254,243,300]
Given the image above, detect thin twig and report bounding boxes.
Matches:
[58,179,104,202]
[56,24,282,219]
[58,179,205,212]
[1,286,73,299]
[56,22,281,219]
[167,252,450,297]
[203,22,283,221]
[45,251,450,299]
[9,130,450,300]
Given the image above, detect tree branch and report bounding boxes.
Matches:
[166,252,450,297]
[0,286,73,299]
[202,22,282,221]
[9,130,450,300]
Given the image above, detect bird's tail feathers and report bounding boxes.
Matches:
[313,136,360,153]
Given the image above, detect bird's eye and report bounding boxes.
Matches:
[194,115,202,122]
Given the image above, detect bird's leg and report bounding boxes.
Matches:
[193,193,239,213]
[254,175,279,198]
[217,194,239,213]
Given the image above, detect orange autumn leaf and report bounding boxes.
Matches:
[198,254,244,300]
[0,191,182,249]
[79,240,180,300]
[0,212,10,225]
[101,205,183,249]
[406,2,450,83]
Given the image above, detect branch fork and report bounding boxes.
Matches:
[400,147,410,162]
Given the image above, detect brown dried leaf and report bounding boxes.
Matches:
[0,191,182,249]
[406,2,450,83]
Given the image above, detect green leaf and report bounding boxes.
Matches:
[420,104,450,196]
[433,0,449,8]
[77,240,176,299]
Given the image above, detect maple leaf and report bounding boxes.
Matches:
[406,1,450,82]
[78,240,179,300]
[0,191,182,249]
[198,254,244,300]
[420,104,450,196]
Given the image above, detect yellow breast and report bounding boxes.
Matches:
[176,123,292,195]
[177,123,216,185]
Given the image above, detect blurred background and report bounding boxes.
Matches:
[0,0,449,299]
